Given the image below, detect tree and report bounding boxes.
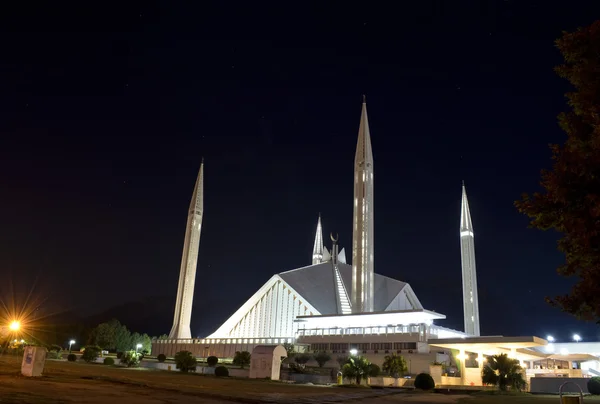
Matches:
[120,350,141,368]
[282,342,295,355]
[89,319,132,352]
[341,355,373,385]
[382,353,408,378]
[294,353,311,367]
[130,332,152,355]
[481,354,527,392]
[174,351,197,373]
[313,351,331,368]
[515,20,600,321]
[81,345,101,363]
[233,351,251,369]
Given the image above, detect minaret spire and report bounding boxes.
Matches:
[460,183,480,336]
[351,97,375,313]
[169,161,204,339]
[312,213,324,265]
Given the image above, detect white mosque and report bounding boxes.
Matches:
[153,98,600,388]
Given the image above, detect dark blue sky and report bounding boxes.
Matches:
[1,1,598,341]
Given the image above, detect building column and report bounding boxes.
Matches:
[458,350,466,386]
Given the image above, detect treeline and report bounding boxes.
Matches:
[87,319,164,354]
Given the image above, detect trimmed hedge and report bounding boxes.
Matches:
[103,357,115,365]
[67,354,77,362]
[414,373,435,390]
[207,356,218,367]
[588,377,600,395]
[215,366,229,377]
[157,354,166,363]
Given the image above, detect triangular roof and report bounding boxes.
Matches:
[278,262,409,314]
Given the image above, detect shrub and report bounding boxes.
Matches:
[294,353,311,366]
[103,357,115,365]
[157,354,166,363]
[120,350,141,368]
[382,354,408,377]
[116,352,123,359]
[588,377,600,395]
[207,355,219,367]
[174,350,197,373]
[67,353,77,362]
[215,366,229,377]
[47,350,62,360]
[233,351,251,369]
[81,346,101,363]
[368,363,381,377]
[414,373,435,391]
[313,351,331,368]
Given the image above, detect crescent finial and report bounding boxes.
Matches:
[330,232,339,242]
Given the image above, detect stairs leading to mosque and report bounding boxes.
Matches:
[334,267,352,314]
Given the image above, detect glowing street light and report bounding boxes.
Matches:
[69,340,76,352]
[136,343,142,353]
[349,349,358,356]
[547,335,555,342]
[573,334,582,342]
[9,321,20,331]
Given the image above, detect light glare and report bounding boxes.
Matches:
[547,335,555,342]
[9,321,20,331]
[573,334,581,342]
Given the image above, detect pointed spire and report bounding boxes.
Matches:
[312,213,324,265]
[459,182,480,336]
[189,161,204,214]
[352,97,375,313]
[355,96,373,167]
[460,183,473,235]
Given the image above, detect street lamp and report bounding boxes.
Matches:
[9,321,20,331]
[349,349,358,356]
[573,334,581,342]
[547,335,555,342]
[69,340,75,352]
[136,343,142,353]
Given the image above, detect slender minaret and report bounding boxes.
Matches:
[312,214,324,265]
[351,96,375,313]
[169,161,204,339]
[460,182,480,336]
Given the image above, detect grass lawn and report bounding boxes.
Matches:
[456,392,600,404]
[0,355,399,403]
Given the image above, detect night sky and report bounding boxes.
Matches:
[1,1,599,342]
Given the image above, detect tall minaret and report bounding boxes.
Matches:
[169,161,204,339]
[351,96,375,313]
[460,182,480,336]
[312,214,324,265]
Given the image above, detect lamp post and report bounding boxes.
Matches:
[573,334,581,343]
[69,340,75,353]
[547,335,555,342]
[136,343,142,353]
[349,349,357,356]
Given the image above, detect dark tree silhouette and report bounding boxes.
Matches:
[516,20,600,321]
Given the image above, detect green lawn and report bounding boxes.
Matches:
[457,392,600,404]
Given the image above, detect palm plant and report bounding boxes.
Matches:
[481,354,527,392]
[382,353,408,378]
[341,355,373,384]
